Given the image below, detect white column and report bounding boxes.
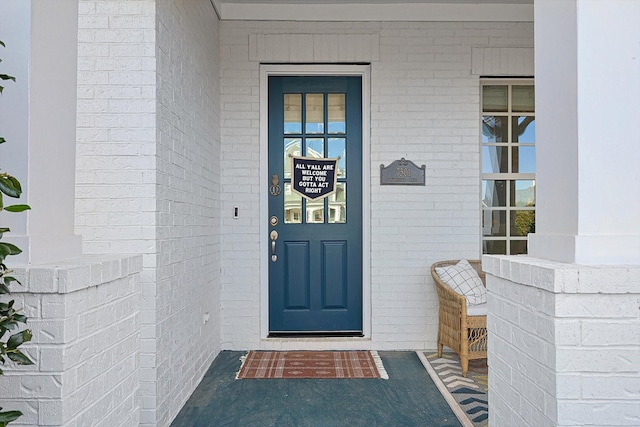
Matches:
[528,0,640,265]
[0,0,82,264]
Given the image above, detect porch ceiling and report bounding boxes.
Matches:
[213,0,534,21]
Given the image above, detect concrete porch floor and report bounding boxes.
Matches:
[170,351,462,427]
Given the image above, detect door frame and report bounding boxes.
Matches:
[259,64,371,339]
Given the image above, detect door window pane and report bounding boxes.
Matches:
[284,94,302,134]
[328,183,346,224]
[306,138,324,158]
[482,146,508,174]
[284,183,302,224]
[328,93,346,134]
[306,199,324,224]
[482,85,508,112]
[328,138,346,178]
[482,116,508,143]
[284,138,301,178]
[305,93,324,134]
[512,85,535,112]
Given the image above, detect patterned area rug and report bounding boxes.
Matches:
[236,350,388,379]
[417,352,488,427]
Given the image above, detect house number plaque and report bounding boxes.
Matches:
[380,158,426,185]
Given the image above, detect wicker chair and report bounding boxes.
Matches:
[431,260,487,377]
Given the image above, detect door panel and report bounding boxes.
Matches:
[268,76,362,334]
[322,241,347,309]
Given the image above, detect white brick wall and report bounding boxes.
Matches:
[76,1,221,426]
[219,20,533,349]
[155,1,221,426]
[484,256,640,427]
[0,255,142,427]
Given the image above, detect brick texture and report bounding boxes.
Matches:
[485,256,640,427]
[76,1,221,426]
[155,1,221,426]
[0,256,142,427]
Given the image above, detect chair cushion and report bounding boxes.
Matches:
[435,259,487,305]
[467,302,487,316]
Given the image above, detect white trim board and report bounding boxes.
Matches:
[218,2,533,22]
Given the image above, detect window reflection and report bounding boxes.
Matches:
[482,116,508,143]
[284,94,302,134]
[328,93,346,134]
[305,93,324,134]
[482,85,508,112]
[283,138,301,179]
[512,116,535,143]
[306,138,324,158]
[482,146,508,174]
[511,180,535,207]
[483,240,506,254]
[483,210,506,236]
[510,240,528,255]
[328,183,346,224]
[512,85,535,112]
[482,180,507,207]
[511,211,536,236]
[328,138,346,178]
[306,199,324,223]
[284,183,302,224]
[512,146,536,174]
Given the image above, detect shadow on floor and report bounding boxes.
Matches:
[171,351,461,427]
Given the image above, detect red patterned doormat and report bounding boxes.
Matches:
[236,350,388,379]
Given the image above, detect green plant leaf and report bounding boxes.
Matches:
[0,137,5,144]
[0,409,23,425]
[7,330,32,350]
[7,349,33,365]
[7,176,21,193]
[3,205,30,213]
[0,176,20,198]
[0,282,9,294]
[0,75,15,82]
[0,243,21,256]
[3,276,21,288]
[0,40,5,47]
[12,314,26,323]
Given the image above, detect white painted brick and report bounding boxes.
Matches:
[488,257,640,426]
[558,401,640,426]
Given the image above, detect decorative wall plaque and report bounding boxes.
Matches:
[380,158,426,185]
[291,156,339,200]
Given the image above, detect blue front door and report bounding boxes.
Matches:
[268,76,363,334]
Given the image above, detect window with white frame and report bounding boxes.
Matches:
[481,80,535,255]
